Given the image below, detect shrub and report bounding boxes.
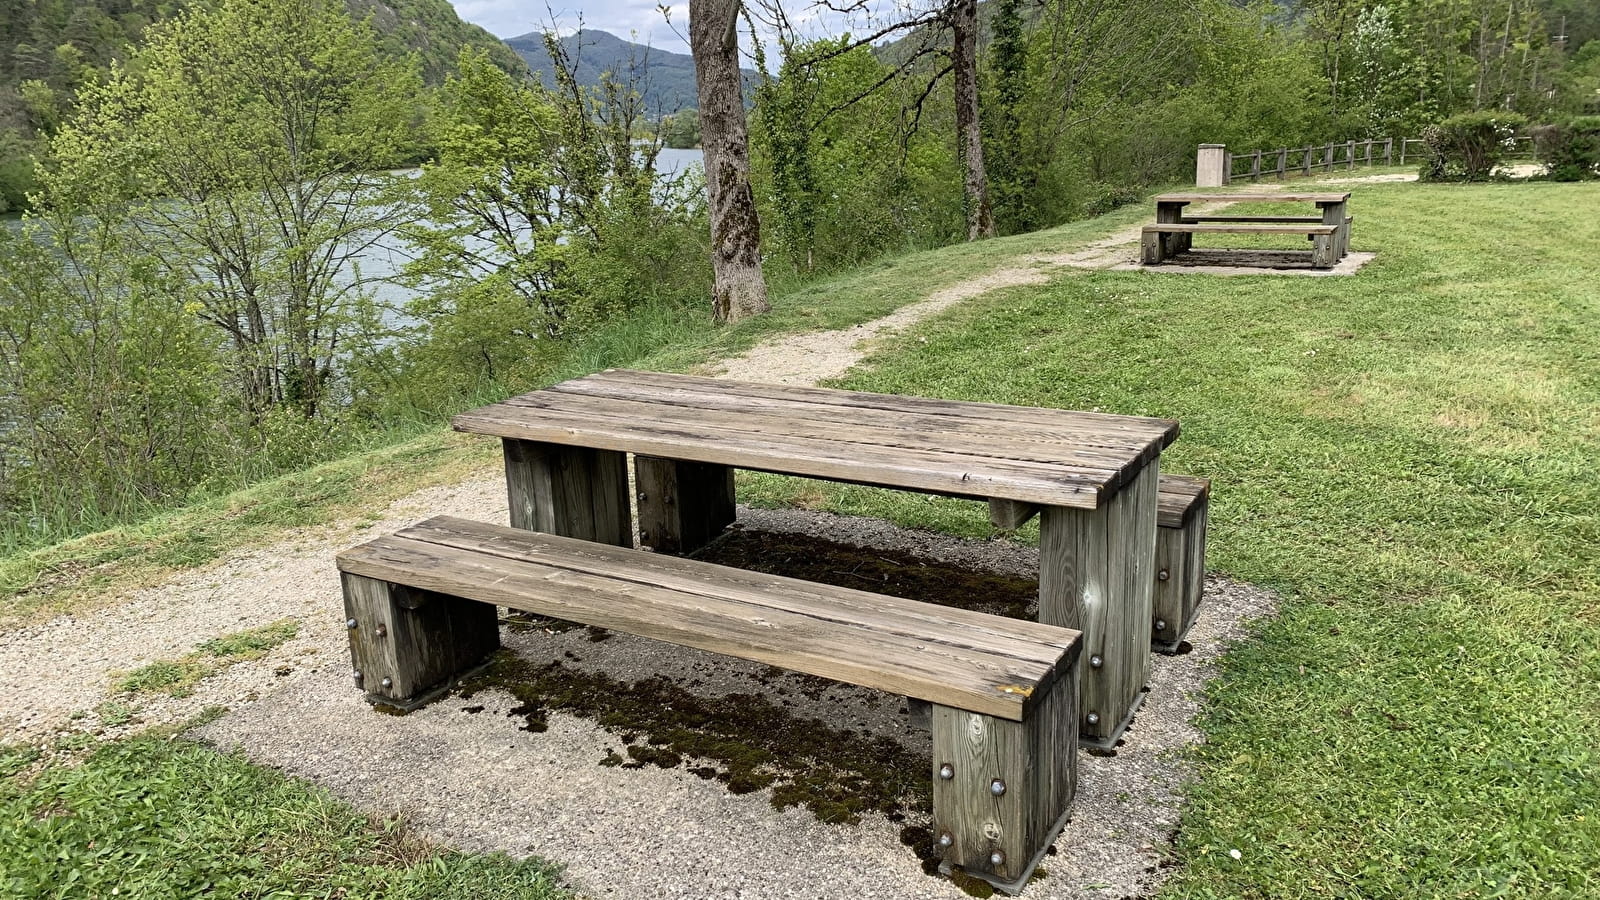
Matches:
[1419,111,1528,182]
[1532,117,1600,181]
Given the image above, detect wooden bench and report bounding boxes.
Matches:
[1141,222,1340,269]
[338,515,1083,894]
[1153,475,1210,651]
[456,370,1178,750]
[1173,214,1354,255]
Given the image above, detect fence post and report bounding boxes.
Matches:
[1250,149,1262,181]
[1364,140,1373,165]
[1302,147,1312,176]
[1325,143,1334,171]
[1195,144,1228,187]
[1347,140,1356,171]
[1399,138,1407,166]
[1384,137,1393,166]
[1277,148,1288,180]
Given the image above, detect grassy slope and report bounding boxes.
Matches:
[783,181,1598,897]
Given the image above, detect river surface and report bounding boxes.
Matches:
[3,147,707,322]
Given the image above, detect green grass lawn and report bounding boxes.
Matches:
[5,181,1595,898]
[764,180,1599,897]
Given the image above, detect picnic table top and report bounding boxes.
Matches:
[1154,191,1351,204]
[453,369,1179,510]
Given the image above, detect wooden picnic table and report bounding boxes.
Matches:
[1153,191,1353,259]
[453,369,1180,747]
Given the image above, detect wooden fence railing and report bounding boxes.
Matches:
[1225,135,1540,182]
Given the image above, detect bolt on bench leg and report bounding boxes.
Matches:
[635,456,736,554]
[931,665,1078,895]
[342,574,500,709]
[503,438,632,545]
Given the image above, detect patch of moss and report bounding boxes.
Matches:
[947,867,997,898]
[694,530,1035,620]
[455,653,929,825]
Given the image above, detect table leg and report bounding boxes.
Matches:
[502,438,632,545]
[1038,460,1158,747]
[635,456,736,554]
[1156,201,1188,256]
[1322,201,1349,259]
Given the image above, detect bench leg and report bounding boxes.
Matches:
[342,573,500,708]
[1311,233,1336,269]
[1140,230,1164,265]
[987,498,1039,531]
[931,663,1078,894]
[1152,496,1208,651]
[1038,460,1158,747]
[503,439,632,545]
[635,456,736,554]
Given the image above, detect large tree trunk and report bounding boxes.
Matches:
[689,0,770,322]
[951,0,995,241]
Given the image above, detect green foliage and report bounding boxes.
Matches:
[0,735,569,898]
[391,45,709,415]
[1419,110,1530,180]
[1534,115,1600,179]
[662,109,701,148]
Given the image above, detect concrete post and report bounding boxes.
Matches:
[1195,144,1227,187]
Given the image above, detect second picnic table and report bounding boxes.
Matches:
[1144,190,1353,268]
[453,369,1179,747]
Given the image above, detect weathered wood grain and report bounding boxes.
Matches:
[931,654,1077,892]
[341,573,500,704]
[634,456,736,554]
[502,439,631,546]
[1154,477,1209,649]
[1154,191,1351,203]
[337,518,1082,720]
[1038,461,1158,745]
[987,499,1040,531]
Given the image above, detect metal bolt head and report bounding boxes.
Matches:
[346,618,358,629]
[374,623,388,638]
[937,831,953,849]
[1158,568,1171,582]
[637,491,647,501]
[1090,654,1103,669]
[989,778,1006,797]
[380,677,393,689]
[352,670,363,686]
[1155,619,1168,632]
[989,849,1006,867]
[1086,712,1101,726]
[938,763,954,780]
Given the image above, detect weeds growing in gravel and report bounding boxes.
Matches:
[116,619,299,697]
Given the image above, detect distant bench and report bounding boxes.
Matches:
[1142,222,1341,268]
[1144,191,1353,269]
[339,515,1083,894]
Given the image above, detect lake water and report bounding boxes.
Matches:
[4,147,708,322]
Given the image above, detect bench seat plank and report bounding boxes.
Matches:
[1143,223,1338,235]
[1155,191,1350,203]
[338,516,1079,721]
[1156,473,1211,528]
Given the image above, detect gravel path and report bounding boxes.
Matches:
[1,220,1284,899]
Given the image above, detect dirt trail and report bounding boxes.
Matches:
[1,207,1282,900]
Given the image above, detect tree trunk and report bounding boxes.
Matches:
[951,0,995,241]
[689,0,770,322]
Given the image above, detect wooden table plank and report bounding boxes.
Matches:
[456,407,1108,507]
[453,371,1175,509]
[1154,191,1351,203]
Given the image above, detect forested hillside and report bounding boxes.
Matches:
[0,0,525,211]
[508,29,754,115]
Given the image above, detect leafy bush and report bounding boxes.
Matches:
[1532,117,1600,181]
[1419,111,1528,182]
